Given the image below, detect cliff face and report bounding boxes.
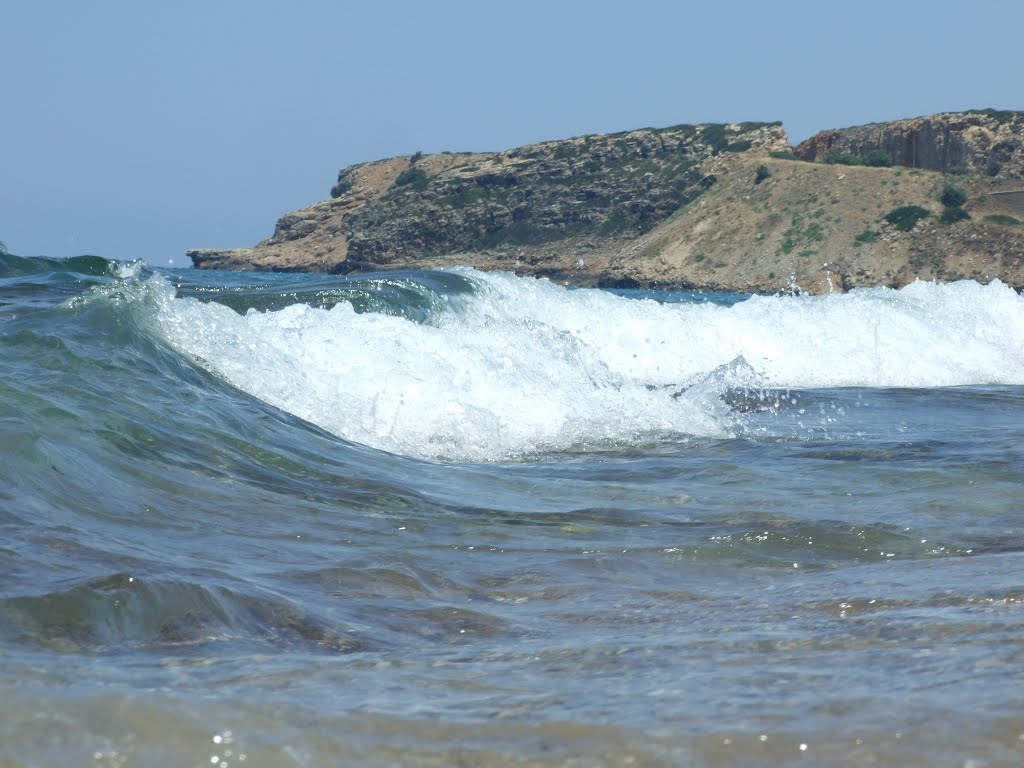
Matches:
[189,110,1024,294]
[794,110,1024,178]
[189,122,789,278]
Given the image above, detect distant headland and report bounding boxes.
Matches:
[188,110,1024,294]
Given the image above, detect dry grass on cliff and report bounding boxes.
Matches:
[608,154,1024,294]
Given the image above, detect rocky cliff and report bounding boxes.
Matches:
[190,111,1024,293]
[189,122,789,280]
[794,109,1024,178]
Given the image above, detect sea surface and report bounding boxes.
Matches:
[3,253,1024,767]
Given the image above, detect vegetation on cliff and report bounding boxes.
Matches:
[189,110,1024,294]
[335,122,784,270]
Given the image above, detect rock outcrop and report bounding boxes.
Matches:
[794,110,1024,179]
[190,111,1024,294]
[189,122,789,280]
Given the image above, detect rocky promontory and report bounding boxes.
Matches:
[189,110,1024,293]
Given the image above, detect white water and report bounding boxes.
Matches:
[150,270,1024,461]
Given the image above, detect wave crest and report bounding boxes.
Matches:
[142,269,1024,461]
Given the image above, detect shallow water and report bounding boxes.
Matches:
[3,255,1024,766]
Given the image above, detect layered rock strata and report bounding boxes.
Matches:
[794,110,1024,179]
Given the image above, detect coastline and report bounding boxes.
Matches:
[189,110,1024,294]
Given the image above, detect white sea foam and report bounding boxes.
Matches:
[149,270,1024,461]
[461,271,1024,389]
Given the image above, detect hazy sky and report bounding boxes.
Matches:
[3,0,1021,267]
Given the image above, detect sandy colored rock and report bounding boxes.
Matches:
[189,111,1024,294]
[601,154,1024,294]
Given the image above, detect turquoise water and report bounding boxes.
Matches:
[3,254,1024,766]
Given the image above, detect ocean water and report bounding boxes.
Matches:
[3,253,1024,767]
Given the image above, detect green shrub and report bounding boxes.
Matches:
[395,166,429,191]
[769,150,799,160]
[824,152,862,166]
[941,206,971,224]
[822,149,890,167]
[940,185,968,208]
[738,121,782,131]
[854,230,879,245]
[754,164,770,184]
[862,149,892,167]
[984,214,1022,226]
[884,205,930,231]
[725,140,753,153]
[701,124,730,154]
[863,153,881,166]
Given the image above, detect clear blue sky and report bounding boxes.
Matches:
[3,0,1020,267]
